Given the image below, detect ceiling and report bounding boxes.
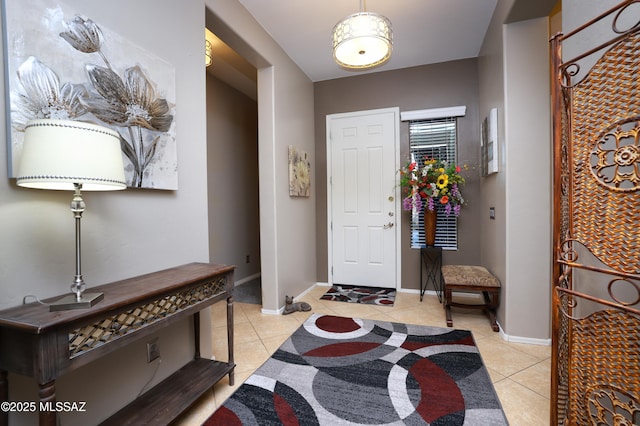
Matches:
[236,0,498,82]
[205,28,258,99]
[206,0,557,97]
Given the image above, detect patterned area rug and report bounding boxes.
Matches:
[320,284,396,306]
[205,314,508,425]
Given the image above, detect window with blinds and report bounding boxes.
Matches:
[409,117,459,250]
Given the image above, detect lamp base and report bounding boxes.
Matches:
[49,292,104,312]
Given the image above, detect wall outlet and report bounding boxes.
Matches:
[147,338,160,363]
[489,207,495,220]
[246,255,250,263]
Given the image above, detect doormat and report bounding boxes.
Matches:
[320,284,395,306]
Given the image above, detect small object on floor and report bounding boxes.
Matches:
[282,295,311,315]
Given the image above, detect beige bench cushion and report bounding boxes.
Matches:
[441,265,501,288]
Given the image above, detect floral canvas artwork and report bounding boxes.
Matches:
[2,0,177,189]
[288,145,310,197]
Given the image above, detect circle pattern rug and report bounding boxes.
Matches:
[205,314,507,425]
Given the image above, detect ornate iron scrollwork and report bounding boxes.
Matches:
[590,118,640,192]
[588,386,640,425]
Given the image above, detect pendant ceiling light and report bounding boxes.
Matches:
[205,39,213,67]
[205,28,214,67]
[332,0,393,70]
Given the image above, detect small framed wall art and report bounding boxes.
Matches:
[481,107,499,176]
[288,145,310,197]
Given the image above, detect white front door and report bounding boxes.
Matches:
[327,107,399,288]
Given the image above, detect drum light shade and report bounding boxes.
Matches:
[333,10,392,70]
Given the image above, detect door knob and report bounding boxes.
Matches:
[383,222,394,229]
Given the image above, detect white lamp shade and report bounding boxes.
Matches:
[333,12,393,70]
[16,119,126,191]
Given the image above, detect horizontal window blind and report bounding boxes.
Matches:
[409,117,458,250]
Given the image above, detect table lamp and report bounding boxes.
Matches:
[16,119,126,311]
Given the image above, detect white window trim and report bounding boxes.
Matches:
[401,106,466,122]
[407,117,460,250]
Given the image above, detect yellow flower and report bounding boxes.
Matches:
[438,168,445,174]
[437,174,448,188]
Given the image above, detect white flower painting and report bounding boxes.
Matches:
[288,145,310,197]
[3,0,177,189]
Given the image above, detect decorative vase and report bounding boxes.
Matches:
[424,208,436,246]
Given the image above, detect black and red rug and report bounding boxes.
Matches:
[320,284,396,306]
[205,314,508,425]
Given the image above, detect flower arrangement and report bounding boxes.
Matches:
[399,158,466,216]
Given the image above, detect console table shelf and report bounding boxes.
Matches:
[99,357,233,425]
[0,262,235,426]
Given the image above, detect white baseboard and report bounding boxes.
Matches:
[295,284,316,299]
[397,287,420,294]
[235,272,261,286]
[499,331,551,346]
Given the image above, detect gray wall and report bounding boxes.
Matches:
[1,0,317,423]
[481,0,633,340]
[314,59,483,291]
[478,0,554,340]
[206,75,261,281]
[0,0,209,424]
[205,0,317,313]
[563,0,622,61]
[503,17,553,339]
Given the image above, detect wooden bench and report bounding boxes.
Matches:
[441,265,501,332]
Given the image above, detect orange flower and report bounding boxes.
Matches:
[440,195,449,204]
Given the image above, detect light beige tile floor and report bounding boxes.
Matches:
[176,287,551,425]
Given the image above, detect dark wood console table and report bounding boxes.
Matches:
[0,262,235,426]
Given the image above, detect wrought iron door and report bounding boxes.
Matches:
[550,2,640,425]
